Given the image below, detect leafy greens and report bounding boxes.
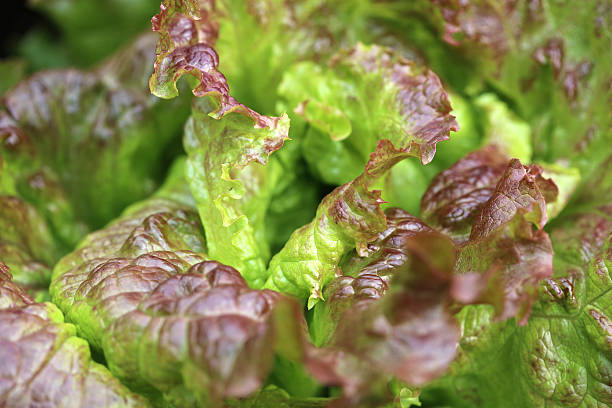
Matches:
[0,0,610,407]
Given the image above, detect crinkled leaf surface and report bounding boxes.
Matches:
[456,158,558,323]
[419,152,612,408]
[51,159,206,346]
[183,95,289,287]
[429,0,612,177]
[422,148,558,322]
[279,43,458,186]
[50,163,320,407]
[420,146,510,242]
[150,0,291,286]
[310,213,483,406]
[148,0,371,111]
[423,205,612,407]
[0,262,150,407]
[264,140,413,306]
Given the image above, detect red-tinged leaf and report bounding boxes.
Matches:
[456,158,558,324]
[264,140,413,305]
[421,146,509,242]
[311,232,482,406]
[51,190,318,407]
[0,262,149,407]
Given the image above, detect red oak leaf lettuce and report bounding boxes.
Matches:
[421,147,558,323]
[428,0,612,177]
[308,210,483,406]
[420,146,510,241]
[422,204,612,407]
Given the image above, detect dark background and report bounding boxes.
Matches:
[1,3,58,61]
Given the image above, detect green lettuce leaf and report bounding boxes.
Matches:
[1,33,191,249]
[473,93,532,163]
[429,0,612,177]
[279,43,458,186]
[148,0,371,112]
[0,262,150,407]
[381,90,534,216]
[183,96,289,287]
[215,0,373,114]
[0,149,60,298]
[263,43,459,305]
[568,153,612,214]
[0,195,60,299]
[150,0,296,287]
[264,140,416,307]
[50,161,325,406]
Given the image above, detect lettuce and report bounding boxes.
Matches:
[1,33,191,246]
[429,0,612,176]
[422,196,612,407]
[49,159,327,406]
[279,43,458,186]
[1,0,611,407]
[0,262,150,407]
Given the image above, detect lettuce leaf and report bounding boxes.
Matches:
[303,148,559,404]
[423,205,612,407]
[430,0,612,176]
[264,141,413,307]
[0,195,60,299]
[420,146,510,241]
[183,95,289,287]
[1,33,191,249]
[279,43,458,186]
[150,0,292,287]
[214,0,373,114]
[306,210,482,405]
[455,158,558,323]
[321,236,467,405]
[0,262,150,407]
[417,150,611,407]
[50,161,323,407]
[422,146,558,322]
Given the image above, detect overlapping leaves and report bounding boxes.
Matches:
[0,262,150,407]
[1,1,610,407]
